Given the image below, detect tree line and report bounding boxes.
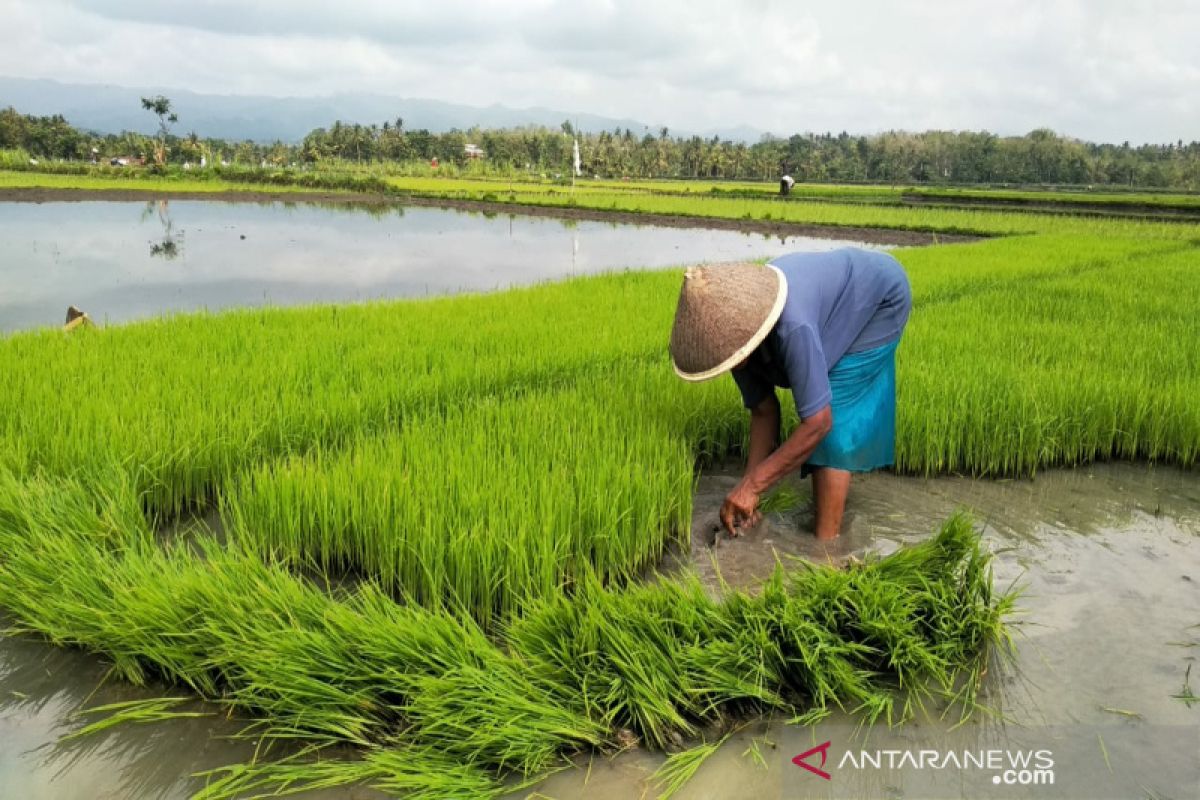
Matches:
[3,105,1199,189]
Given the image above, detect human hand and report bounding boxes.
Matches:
[720,482,762,537]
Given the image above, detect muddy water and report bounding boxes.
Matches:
[531,463,1200,799]
[2,464,1197,799]
[0,632,383,800]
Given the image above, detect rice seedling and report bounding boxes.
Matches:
[649,733,732,800]
[193,744,505,800]
[0,468,1015,798]
[742,734,773,770]
[3,217,1194,526]
[15,167,1200,239]
[0,269,686,516]
[905,185,1200,211]
[1172,664,1197,708]
[64,696,212,740]
[399,663,605,776]
[0,168,354,196]
[220,376,720,623]
[1098,733,1113,774]
[757,483,806,514]
[428,187,1197,238]
[1099,707,1143,719]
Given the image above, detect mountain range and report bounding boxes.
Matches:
[0,76,766,144]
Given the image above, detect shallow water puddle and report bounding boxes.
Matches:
[2,464,1197,799]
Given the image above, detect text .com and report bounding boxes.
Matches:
[993,767,1055,786]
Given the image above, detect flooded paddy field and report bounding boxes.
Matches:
[0,199,883,334]
[2,463,1196,799]
[1,192,1196,800]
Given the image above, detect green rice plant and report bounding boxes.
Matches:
[510,571,723,749]
[0,168,343,196]
[742,734,773,769]
[400,663,606,776]
[649,732,732,800]
[440,187,1195,238]
[896,241,1200,474]
[193,744,504,800]
[507,515,1011,748]
[64,697,212,740]
[1172,664,1197,708]
[0,268,687,516]
[219,375,720,623]
[2,190,1196,520]
[0,470,1014,798]
[14,167,1200,240]
[906,185,1200,211]
[758,483,806,514]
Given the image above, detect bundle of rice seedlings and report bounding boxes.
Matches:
[0,472,1014,800]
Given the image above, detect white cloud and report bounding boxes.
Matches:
[0,0,1196,142]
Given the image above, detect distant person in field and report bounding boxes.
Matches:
[669,248,912,540]
[779,174,795,195]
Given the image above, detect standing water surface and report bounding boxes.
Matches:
[0,199,883,334]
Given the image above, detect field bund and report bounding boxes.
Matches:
[1,182,1198,798]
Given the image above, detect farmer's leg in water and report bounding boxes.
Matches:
[812,466,851,540]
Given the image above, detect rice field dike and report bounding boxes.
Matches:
[1,173,1198,798]
[5,164,1200,225]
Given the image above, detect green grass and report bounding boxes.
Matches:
[0,148,32,168]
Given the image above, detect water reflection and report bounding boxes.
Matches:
[0,199,885,334]
[143,201,183,260]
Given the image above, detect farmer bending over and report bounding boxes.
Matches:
[669,248,911,540]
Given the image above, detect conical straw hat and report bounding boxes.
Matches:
[670,263,788,381]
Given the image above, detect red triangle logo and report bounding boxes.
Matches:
[792,740,832,780]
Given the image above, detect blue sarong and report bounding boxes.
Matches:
[804,339,899,475]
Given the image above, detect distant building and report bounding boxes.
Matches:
[464,143,486,159]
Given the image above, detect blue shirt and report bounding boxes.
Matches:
[731,248,911,418]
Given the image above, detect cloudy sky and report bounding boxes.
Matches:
[1,0,1196,143]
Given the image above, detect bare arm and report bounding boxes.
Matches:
[745,404,832,495]
[745,392,781,471]
[720,404,833,536]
